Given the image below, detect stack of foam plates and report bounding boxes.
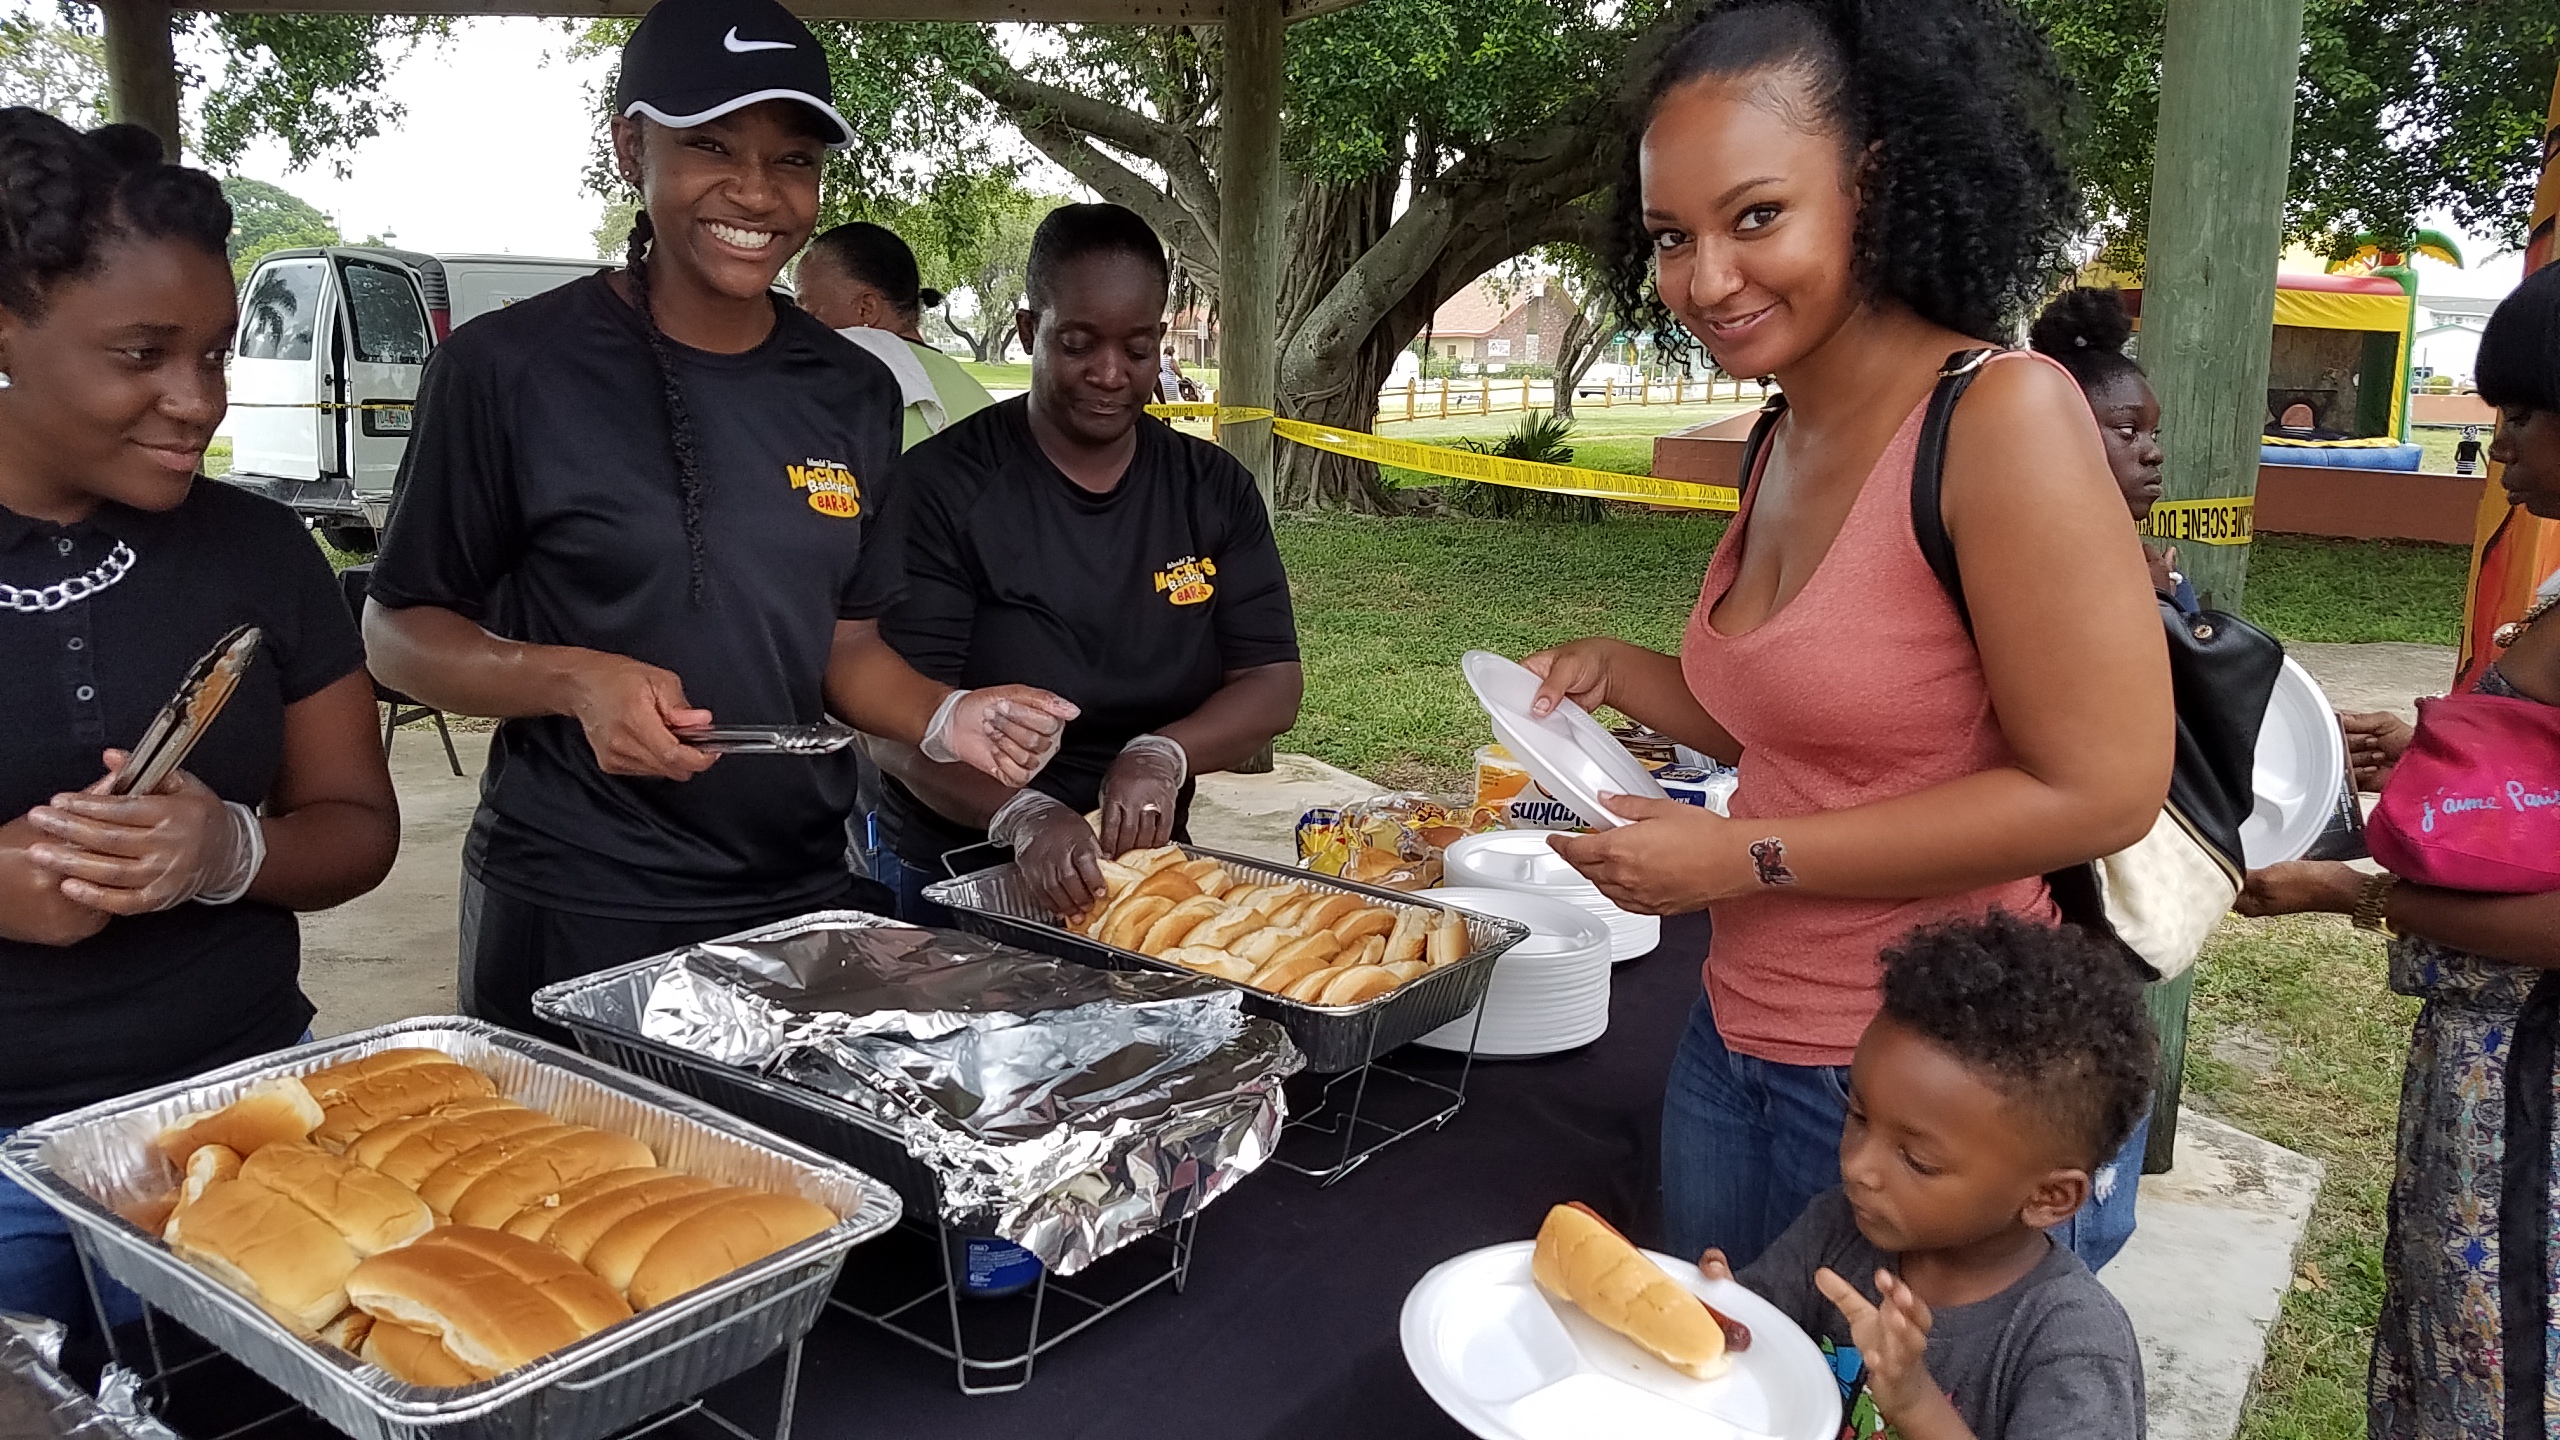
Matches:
[1442,829,1662,964]
[1412,888,1612,1058]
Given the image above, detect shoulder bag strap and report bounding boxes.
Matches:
[1908,348,2000,633]
[1736,392,1789,496]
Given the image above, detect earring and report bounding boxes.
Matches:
[0,371,14,389]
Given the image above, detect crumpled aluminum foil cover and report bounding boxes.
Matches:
[639,920,1302,1273]
[0,1328,179,1440]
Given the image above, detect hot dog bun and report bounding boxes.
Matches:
[624,1193,837,1310]
[313,1064,501,1151]
[362,1319,493,1388]
[1530,1203,1730,1381]
[155,1078,324,1166]
[237,1144,435,1257]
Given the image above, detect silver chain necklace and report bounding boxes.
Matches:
[1,540,136,613]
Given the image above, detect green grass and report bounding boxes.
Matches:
[2184,914,2414,1439]
[2241,536,2469,645]
[204,438,232,478]
[956,361,1031,390]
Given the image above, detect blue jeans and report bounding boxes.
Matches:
[1660,991,1853,1269]
[1,1125,142,1330]
[872,849,958,929]
[2053,1111,2149,1272]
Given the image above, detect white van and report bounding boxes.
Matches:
[223,247,606,550]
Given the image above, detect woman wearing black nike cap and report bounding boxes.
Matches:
[365,0,1074,1037]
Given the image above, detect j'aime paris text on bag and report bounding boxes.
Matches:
[2365,693,2560,894]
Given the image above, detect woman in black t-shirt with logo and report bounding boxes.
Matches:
[365,0,1073,1037]
[0,110,399,1325]
[865,204,1303,920]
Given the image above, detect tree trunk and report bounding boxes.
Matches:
[1273,170,1405,512]
[1549,304,1594,422]
[938,311,992,363]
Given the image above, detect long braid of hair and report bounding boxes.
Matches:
[623,210,709,604]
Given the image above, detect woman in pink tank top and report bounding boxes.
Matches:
[1524,2,2172,1268]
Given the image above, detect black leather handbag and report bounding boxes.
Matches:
[1736,349,2283,978]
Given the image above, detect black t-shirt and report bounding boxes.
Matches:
[369,275,903,920]
[870,398,1299,866]
[0,481,362,1127]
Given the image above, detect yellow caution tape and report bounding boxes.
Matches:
[228,401,415,413]
[1267,417,1741,512]
[2259,435,2409,449]
[2146,496,2254,546]
[1147,403,1277,424]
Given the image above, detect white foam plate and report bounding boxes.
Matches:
[1446,830,1613,895]
[2241,657,2351,868]
[1402,1241,1840,1440]
[1411,887,1614,1056]
[1466,651,1670,829]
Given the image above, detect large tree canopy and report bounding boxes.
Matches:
[221,175,340,280]
[2029,0,2560,263]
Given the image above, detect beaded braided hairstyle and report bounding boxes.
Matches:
[0,108,230,321]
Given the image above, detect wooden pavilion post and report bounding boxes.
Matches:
[1216,0,1283,511]
[98,0,182,158]
[2135,0,2304,1174]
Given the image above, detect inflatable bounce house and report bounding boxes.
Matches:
[2119,271,2423,471]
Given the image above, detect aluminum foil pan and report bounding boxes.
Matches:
[0,1326,174,1440]
[924,845,1528,1072]
[0,1018,899,1440]
[537,912,1300,1275]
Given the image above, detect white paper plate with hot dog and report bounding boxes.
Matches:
[1401,1207,1841,1440]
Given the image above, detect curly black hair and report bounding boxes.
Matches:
[2478,260,2560,416]
[1878,910,2156,1169]
[2029,286,2144,398]
[0,108,230,320]
[1602,0,2081,363]
[1024,202,1168,314]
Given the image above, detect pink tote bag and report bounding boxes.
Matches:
[2365,693,2560,894]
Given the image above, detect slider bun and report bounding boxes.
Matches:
[371,1107,556,1189]
[1329,908,1397,945]
[346,1240,589,1375]
[239,1144,434,1256]
[625,1193,838,1311]
[1119,845,1187,876]
[1099,896,1173,952]
[539,1174,724,1263]
[1187,907,1266,950]
[318,1308,374,1353]
[1247,951,1333,994]
[1530,1203,1729,1381]
[156,1077,323,1166]
[1316,965,1401,1007]
[314,1064,500,1152]
[164,1144,243,1243]
[415,1126,584,1217]
[1382,909,1429,968]
[1296,894,1366,932]
[1137,896,1226,956]
[503,1167,685,1242]
[1229,927,1295,964]
[405,1227,632,1336]
[301,1049,449,1105]
[362,1319,492,1388]
[1428,913,1471,969]
[1281,968,1340,1003]
[584,1190,752,1297]
[447,1129,658,1230]
[169,1177,359,1335]
[1161,946,1256,982]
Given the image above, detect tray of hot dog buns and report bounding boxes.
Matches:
[0,1017,899,1440]
[925,844,1528,1072]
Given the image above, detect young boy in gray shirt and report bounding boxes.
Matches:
[1701,913,2152,1439]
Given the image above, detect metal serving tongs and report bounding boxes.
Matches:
[672,722,860,756]
[107,624,263,796]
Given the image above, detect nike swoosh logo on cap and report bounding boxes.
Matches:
[723,26,794,51]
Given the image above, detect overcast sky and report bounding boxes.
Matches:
[203,18,2534,301]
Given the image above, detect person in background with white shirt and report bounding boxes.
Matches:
[796,222,994,450]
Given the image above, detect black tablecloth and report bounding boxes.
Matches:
[784,912,1711,1439]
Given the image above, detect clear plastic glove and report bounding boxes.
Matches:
[989,789,1102,918]
[921,686,1080,788]
[1099,735,1187,856]
[24,759,266,914]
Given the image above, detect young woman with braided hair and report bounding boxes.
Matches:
[365,0,1075,1039]
[0,109,398,1323]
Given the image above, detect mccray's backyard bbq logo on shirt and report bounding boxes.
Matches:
[788,458,862,518]
[1153,555,1217,606]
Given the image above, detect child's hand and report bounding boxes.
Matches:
[1816,1267,1955,1423]
[1696,1248,1733,1282]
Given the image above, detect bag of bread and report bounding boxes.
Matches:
[1297,794,1493,893]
